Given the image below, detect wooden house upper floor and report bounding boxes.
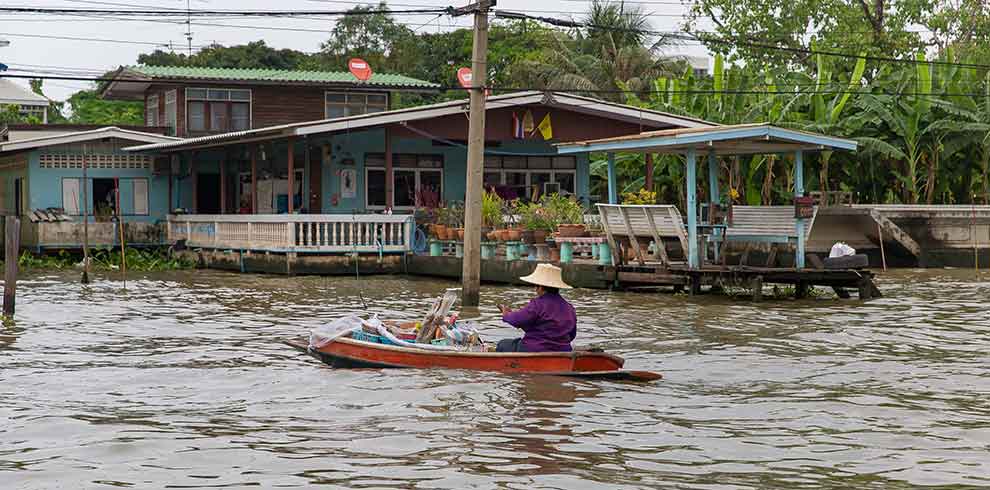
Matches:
[99,65,440,138]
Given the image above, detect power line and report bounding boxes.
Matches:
[0,31,209,49]
[0,6,453,17]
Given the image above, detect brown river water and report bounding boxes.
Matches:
[1,269,989,489]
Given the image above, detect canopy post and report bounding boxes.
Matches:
[607,152,618,204]
[707,150,719,205]
[686,148,698,269]
[707,150,720,262]
[794,150,805,269]
[645,153,654,192]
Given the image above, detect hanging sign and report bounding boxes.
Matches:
[456,67,473,88]
[348,58,373,81]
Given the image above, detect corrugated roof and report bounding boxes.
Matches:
[0,126,179,153]
[125,91,717,153]
[0,79,50,105]
[126,65,440,88]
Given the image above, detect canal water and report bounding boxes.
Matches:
[1,269,988,489]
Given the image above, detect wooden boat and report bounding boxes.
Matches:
[285,337,662,382]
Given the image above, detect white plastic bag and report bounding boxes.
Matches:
[829,242,856,258]
[309,315,362,349]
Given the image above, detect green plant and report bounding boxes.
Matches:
[622,188,657,204]
[517,201,555,232]
[482,191,504,228]
[541,193,585,225]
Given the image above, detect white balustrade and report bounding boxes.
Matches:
[167,214,414,253]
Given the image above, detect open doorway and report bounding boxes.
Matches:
[92,178,117,219]
[197,173,221,214]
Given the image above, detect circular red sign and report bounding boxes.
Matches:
[456,67,473,88]
[348,58,373,81]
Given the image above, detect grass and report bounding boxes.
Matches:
[10,247,196,272]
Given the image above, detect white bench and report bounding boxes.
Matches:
[721,205,816,244]
[596,204,689,266]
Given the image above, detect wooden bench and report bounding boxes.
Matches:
[714,205,817,265]
[596,204,689,266]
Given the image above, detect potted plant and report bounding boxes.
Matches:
[543,193,586,237]
[518,201,554,243]
[433,207,449,240]
[447,202,465,241]
[482,191,503,239]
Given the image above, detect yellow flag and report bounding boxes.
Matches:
[536,113,553,140]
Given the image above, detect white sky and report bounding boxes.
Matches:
[0,0,710,103]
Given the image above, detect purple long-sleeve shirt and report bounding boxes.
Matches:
[502,292,577,352]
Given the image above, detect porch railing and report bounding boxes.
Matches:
[167,214,415,253]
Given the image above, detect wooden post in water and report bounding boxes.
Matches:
[115,178,127,288]
[4,215,20,316]
[877,222,887,272]
[81,144,91,284]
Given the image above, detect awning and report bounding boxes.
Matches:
[556,123,857,155]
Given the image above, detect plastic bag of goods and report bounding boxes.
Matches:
[309,315,362,349]
[829,242,856,258]
[445,322,482,346]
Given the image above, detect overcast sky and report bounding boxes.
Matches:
[0,0,710,103]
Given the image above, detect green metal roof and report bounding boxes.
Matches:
[125,65,440,88]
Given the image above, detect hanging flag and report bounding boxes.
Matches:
[522,110,535,134]
[512,112,524,139]
[348,58,373,81]
[536,113,553,140]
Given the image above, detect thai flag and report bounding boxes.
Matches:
[512,112,524,139]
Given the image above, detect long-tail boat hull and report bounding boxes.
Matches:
[285,338,662,382]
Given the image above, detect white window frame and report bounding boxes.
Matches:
[365,154,444,210]
[325,91,389,119]
[184,87,252,132]
[132,178,149,215]
[164,90,177,134]
[146,94,159,127]
[61,177,81,215]
[483,155,577,196]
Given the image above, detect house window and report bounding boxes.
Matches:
[164,90,177,135]
[365,153,443,209]
[146,94,159,126]
[484,155,577,199]
[185,88,251,132]
[325,92,388,119]
[18,104,47,123]
[133,179,149,215]
[61,178,81,215]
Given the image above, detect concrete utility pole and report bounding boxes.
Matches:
[455,0,494,307]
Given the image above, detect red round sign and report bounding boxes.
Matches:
[348,58,373,81]
[456,67,473,88]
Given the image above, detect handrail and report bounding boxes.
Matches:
[167,214,415,253]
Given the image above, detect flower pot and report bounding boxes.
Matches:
[557,224,586,238]
[521,230,535,244]
[506,229,522,241]
[532,230,548,244]
[456,228,465,241]
[486,230,499,241]
[549,246,561,262]
[434,225,447,239]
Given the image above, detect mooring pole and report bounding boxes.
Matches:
[3,215,20,317]
[81,144,91,284]
[456,0,494,307]
[115,178,127,288]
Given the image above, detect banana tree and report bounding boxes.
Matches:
[793,51,867,194]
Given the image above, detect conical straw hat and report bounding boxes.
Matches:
[519,263,572,289]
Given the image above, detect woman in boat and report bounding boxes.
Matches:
[496,263,577,352]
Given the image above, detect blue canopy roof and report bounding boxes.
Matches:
[557,123,856,155]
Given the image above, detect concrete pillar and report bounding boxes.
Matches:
[795,150,805,269]
[607,152,618,204]
[686,148,698,269]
